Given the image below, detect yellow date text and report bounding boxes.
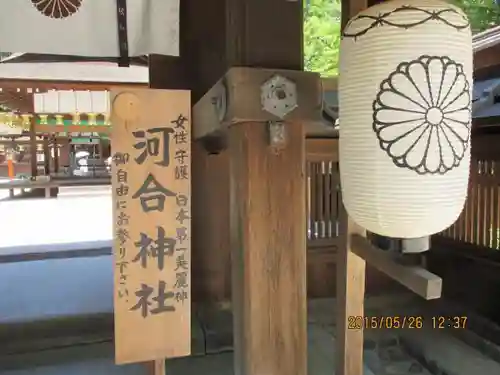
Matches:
[347,315,424,330]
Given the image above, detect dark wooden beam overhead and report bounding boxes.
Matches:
[170,0,304,102]
[474,44,500,80]
[474,44,500,72]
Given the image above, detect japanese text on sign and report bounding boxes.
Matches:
[111,89,191,364]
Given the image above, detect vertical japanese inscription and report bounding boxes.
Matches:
[112,89,191,364]
[114,152,131,301]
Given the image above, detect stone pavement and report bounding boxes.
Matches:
[3,295,500,375]
[0,325,373,375]
[0,187,112,253]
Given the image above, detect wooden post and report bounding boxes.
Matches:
[336,1,369,375]
[146,359,166,375]
[29,117,37,178]
[43,136,50,175]
[194,67,321,375]
[151,1,308,374]
[59,137,71,172]
[229,122,307,375]
[7,159,14,179]
[53,135,59,174]
[7,151,14,197]
[336,212,366,375]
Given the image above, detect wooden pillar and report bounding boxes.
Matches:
[59,137,71,168]
[29,118,37,178]
[194,67,319,375]
[188,1,305,374]
[336,1,368,375]
[229,122,306,375]
[152,0,308,374]
[53,136,59,174]
[43,136,50,175]
[336,212,366,375]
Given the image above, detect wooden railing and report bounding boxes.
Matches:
[305,139,340,252]
[304,138,341,297]
[304,138,394,296]
[439,158,500,250]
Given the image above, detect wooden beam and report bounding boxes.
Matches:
[230,121,307,375]
[192,73,342,140]
[351,235,442,299]
[474,44,500,74]
[305,138,338,162]
[472,133,500,161]
[192,67,324,140]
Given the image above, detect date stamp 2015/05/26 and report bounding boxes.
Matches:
[347,315,468,330]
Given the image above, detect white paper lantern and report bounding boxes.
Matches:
[339,0,472,238]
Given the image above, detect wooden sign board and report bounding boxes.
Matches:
[110,88,191,365]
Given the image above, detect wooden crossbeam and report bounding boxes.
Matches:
[351,235,442,300]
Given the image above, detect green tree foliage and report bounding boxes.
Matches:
[304,0,341,76]
[452,0,500,33]
[304,0,500,77]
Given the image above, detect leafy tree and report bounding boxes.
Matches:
[452,0,500,33]
[304,0,341,76]
[304,0,500,77]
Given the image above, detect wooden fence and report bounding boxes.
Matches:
[429,134,500,323]
[438,136,500,251]
[304,139,393,296]
[304,139,340,297]
[306,139,341,251]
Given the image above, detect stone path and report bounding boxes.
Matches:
[2,295,500,375]
[0,187,112,253]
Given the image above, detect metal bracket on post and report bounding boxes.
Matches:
[194,67,323,141]
[267,121,287,150]
[260,74,298,118]
[260,74,298,151]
